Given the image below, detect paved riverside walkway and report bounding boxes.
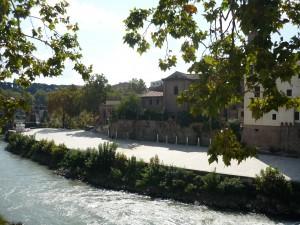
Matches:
[24,128,300,182]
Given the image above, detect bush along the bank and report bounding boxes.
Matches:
[0,215,22,225]
[5,133,300,218]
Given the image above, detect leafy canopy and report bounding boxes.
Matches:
[124,0,300,119]
[82,74,108,114]
[124,0,300,165]
[0,0,92,125]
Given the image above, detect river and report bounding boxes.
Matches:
[0,141,295,225]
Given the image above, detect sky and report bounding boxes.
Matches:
[29,0,298,87]
[32,0,189,86]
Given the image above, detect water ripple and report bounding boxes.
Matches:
[0,142,295,225]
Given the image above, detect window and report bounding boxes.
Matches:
[295,111,300,121]
[287,89,292,97]
[254,86,260,97]
[149,99,152,105]
[174,86,179,95]
[156,99,159,105]
[272,114,276,120]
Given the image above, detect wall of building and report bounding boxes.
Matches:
[244,76,300,126]
[242,124,300,154]
[141,96,163,112]
[163,79,192,114]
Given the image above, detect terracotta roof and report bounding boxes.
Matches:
[162,71,199,81]
[140,91,163,98]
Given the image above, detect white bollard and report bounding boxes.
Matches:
[115,130,118,139]
[175,136,178,145]
[157,133,159,143]
[186,136,189,145]
[166,135,168,144]
[197,137,200,146]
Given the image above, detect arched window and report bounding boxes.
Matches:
[174,86,178,95]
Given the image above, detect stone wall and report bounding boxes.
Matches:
[96,120,211,146]
[242,124,300,155]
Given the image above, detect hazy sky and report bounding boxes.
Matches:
[33,0,189,86]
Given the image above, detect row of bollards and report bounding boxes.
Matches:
[156,133,202,146]
[108,129,211,146]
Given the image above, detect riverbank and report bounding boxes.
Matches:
[0,140,287,225]
[23,128,300,181]
[4,132,300,219]
[0,215,22,225]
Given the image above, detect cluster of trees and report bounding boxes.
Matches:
[47,76,148,128]
[48,74,108,128]
[107,78,147,100]
[0,76,148,129]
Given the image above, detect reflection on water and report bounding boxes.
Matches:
[0,142,294,225]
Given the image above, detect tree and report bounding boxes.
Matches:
[129,78,147,94]
[124,0,300,165]
[0,0,92,126]
[48,86,81,128]
[82,74,108,115]
[34,89,48,105]
[117,94,142,120]
[0,88,32,130]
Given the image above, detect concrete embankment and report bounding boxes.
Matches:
[24,128,300,182]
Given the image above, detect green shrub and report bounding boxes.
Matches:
[255,167,293,201]
[62,149,87,177]
[0,215,7,225]
[122,156,144,186]
[137,155,165,190]
[110,168,123,184]
[193,175,204,188]
[201,172,221,191]
[218,177,244,193]
[50,143,69,169]
[185,183,198,194]
[84,142,118,175]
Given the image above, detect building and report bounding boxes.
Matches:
[242,75,300,153]
[149,80,163,92]
[140,71,199,115]
[144,71,242,120]
[150,80,163,88]
[140,91,163,112]
[162,71,198,114]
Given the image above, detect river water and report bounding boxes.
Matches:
[0,141,295,225]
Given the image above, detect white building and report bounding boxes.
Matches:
[242,74,300,153]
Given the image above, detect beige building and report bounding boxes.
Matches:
[140,91,164,112]
[162,71,198,114]
[144,71,242,120]
[242,75,300,153]
[140,71,199,115]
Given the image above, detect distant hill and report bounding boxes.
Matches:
[0,82,76,95]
